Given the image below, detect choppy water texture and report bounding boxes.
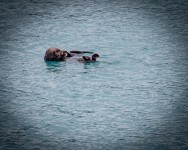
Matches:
[0,0,188,150]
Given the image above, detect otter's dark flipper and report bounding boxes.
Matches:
[70,50,94,54]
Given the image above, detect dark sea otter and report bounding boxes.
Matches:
[44,48,67,61]
[44,47,94,61]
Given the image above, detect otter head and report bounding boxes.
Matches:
[44,48,67,61]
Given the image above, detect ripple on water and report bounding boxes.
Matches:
[0,0,188,149]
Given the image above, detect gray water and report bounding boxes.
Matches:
[0,0,188,150]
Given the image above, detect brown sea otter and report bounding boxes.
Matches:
[44,48,94,61]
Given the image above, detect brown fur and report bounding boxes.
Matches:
[44,48,98,62]
[44,48,68,61]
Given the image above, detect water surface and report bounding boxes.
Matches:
[0,0,188,150]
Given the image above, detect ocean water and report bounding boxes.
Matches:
[0,0,188,150]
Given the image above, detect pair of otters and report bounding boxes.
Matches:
[44,48,99,62]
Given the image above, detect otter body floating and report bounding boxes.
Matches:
[44,48,99,62]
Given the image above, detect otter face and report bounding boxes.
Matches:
[44,48,67,61]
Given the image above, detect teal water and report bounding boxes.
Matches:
[0,0,188,150]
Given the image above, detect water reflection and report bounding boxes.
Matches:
[45,61,66,73]
[83,61,100,68]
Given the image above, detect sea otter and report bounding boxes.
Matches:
[44,48,94,61]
